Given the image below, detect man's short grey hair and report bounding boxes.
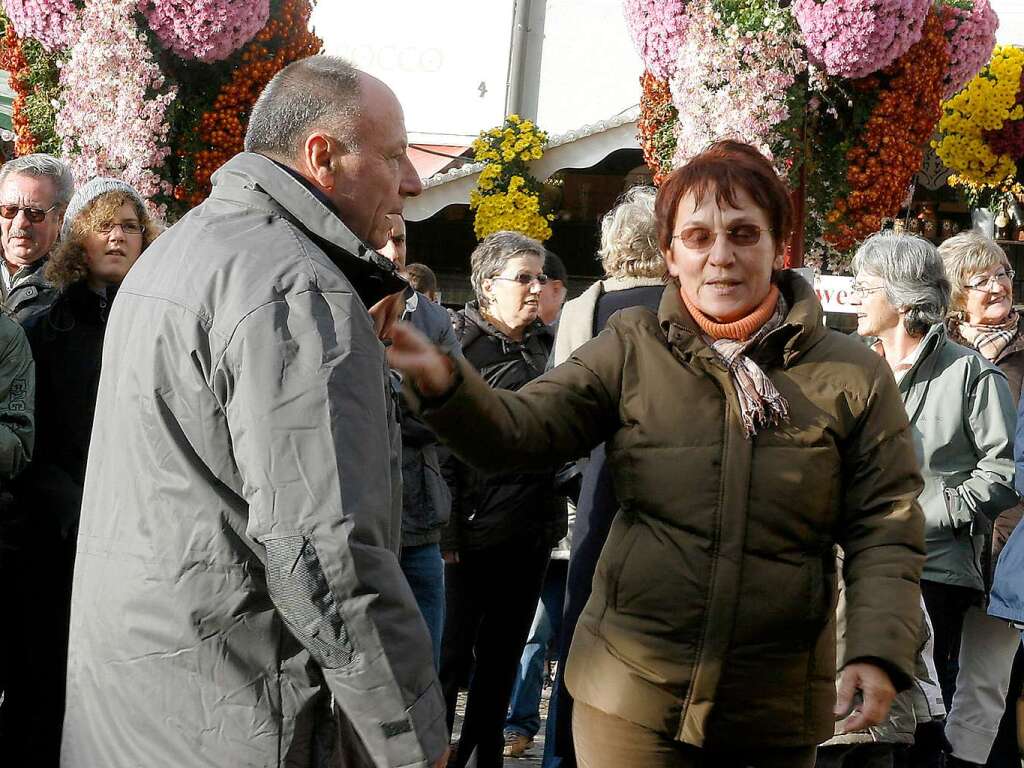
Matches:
[598,186,665,280]
[852,231,950,337]
[244,55,362,161]
[0,153,74,208]
[470,231,546,309]
[938,231,1010,312]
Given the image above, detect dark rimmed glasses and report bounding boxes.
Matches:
[96,221,145,236]
[0,203,59,223]
[493,272,549,287]
[672,224,772,251]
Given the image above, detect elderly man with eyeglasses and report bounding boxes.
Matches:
[0,154,74,322]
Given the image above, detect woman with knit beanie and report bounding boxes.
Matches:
[388,140,927,768]
[11,177,161,765]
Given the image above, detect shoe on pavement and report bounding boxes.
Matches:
[502,731,534,758]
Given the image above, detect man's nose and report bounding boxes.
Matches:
[400,152,423,198]
[529,281,543,294]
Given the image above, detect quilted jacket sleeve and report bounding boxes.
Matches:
[0,315,33,480]
[839,356,927,689]
[221,288,447,768]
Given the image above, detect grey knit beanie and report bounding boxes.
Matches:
[61,177,146,241]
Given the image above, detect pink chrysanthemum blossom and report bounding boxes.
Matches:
[2,0,77,52]
[139,0,270,63]
[939,0,999,98]
[57,0,177,218]
[623,0,690,81]
[670,0,804,170]
[792,0,932,79]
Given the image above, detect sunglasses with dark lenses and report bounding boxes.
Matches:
[493,272,549,286]
[0,203,58,223]
[673,224,772,250]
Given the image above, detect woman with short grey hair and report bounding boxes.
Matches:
[441,230,562,768]
[851,232,1017,747]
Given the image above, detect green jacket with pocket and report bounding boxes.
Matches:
[414,271,925,749]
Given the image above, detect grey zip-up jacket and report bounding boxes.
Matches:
[60,153,447,768]
[898,323,1017,591]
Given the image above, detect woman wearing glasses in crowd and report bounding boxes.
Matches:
[12,178,161,762]
[849,232,1018,768]
[389,141,927,768]
[438,231,565,768]
[938,232,1024,768]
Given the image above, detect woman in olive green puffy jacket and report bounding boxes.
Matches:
[389,141,926,768]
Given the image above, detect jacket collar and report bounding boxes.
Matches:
[896,322,946,392]
[462,301,552,346]
[659,269,826,367]
[209,152,406,303]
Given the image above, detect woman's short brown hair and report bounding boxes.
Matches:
[654,141,794,254]
[46,192,162,290]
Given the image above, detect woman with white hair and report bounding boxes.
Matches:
[527,185,667,767]
[939,232,1024,767]
[850,233,1017,768]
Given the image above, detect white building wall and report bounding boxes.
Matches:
[311,0,642,144]
[993,0,1024,45]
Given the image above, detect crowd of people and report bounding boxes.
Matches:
[2,53,1024,768]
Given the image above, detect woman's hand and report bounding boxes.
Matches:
[386,322,456,398]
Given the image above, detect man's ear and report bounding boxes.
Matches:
[303,132,336,191]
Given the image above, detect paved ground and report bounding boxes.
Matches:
[451,684,550,768]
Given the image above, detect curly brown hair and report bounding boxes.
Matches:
[45,192,162,290]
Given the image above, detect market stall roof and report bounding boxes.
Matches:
[403,107,640,222]
[408,144,472,180]
[0,73,13,133]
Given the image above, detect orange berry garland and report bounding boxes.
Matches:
[638,70,678,185]
[179,0,322,205]
[825,9,948,252]
[0,24,36,155]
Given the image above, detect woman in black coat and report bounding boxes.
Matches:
[11,178,159,766]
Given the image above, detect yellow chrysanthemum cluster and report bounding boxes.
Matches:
[471,113,546,164]
[934,45,1024,187]
[470,175,553,242]
[470,114,553,241]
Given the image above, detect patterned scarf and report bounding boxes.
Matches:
[702,296,791,439]
[948,310,1019,362]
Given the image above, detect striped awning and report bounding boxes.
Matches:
[0,72,14,132]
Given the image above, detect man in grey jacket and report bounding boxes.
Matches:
[61,56,448,768]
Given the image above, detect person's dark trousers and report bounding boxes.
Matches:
[441,538,551,768]
[399,542,445,670]
[987,640,1024,768]
[921,579,984,709]
[815,743,908,768]
[505,559,567,741]
[0,515,73,768]
[907,720,948,768]
[551,443,618,768]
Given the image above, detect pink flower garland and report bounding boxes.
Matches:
[1,0,76,52]
[139,0,270,63]
[623,0,689,81]
[940,0,999,98]
[792,0,932,79]
[57,0,177,217]
[670,0,804,169]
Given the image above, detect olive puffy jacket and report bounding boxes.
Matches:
[414,272,925,750]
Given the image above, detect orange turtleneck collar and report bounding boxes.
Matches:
[682,284,781,341]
